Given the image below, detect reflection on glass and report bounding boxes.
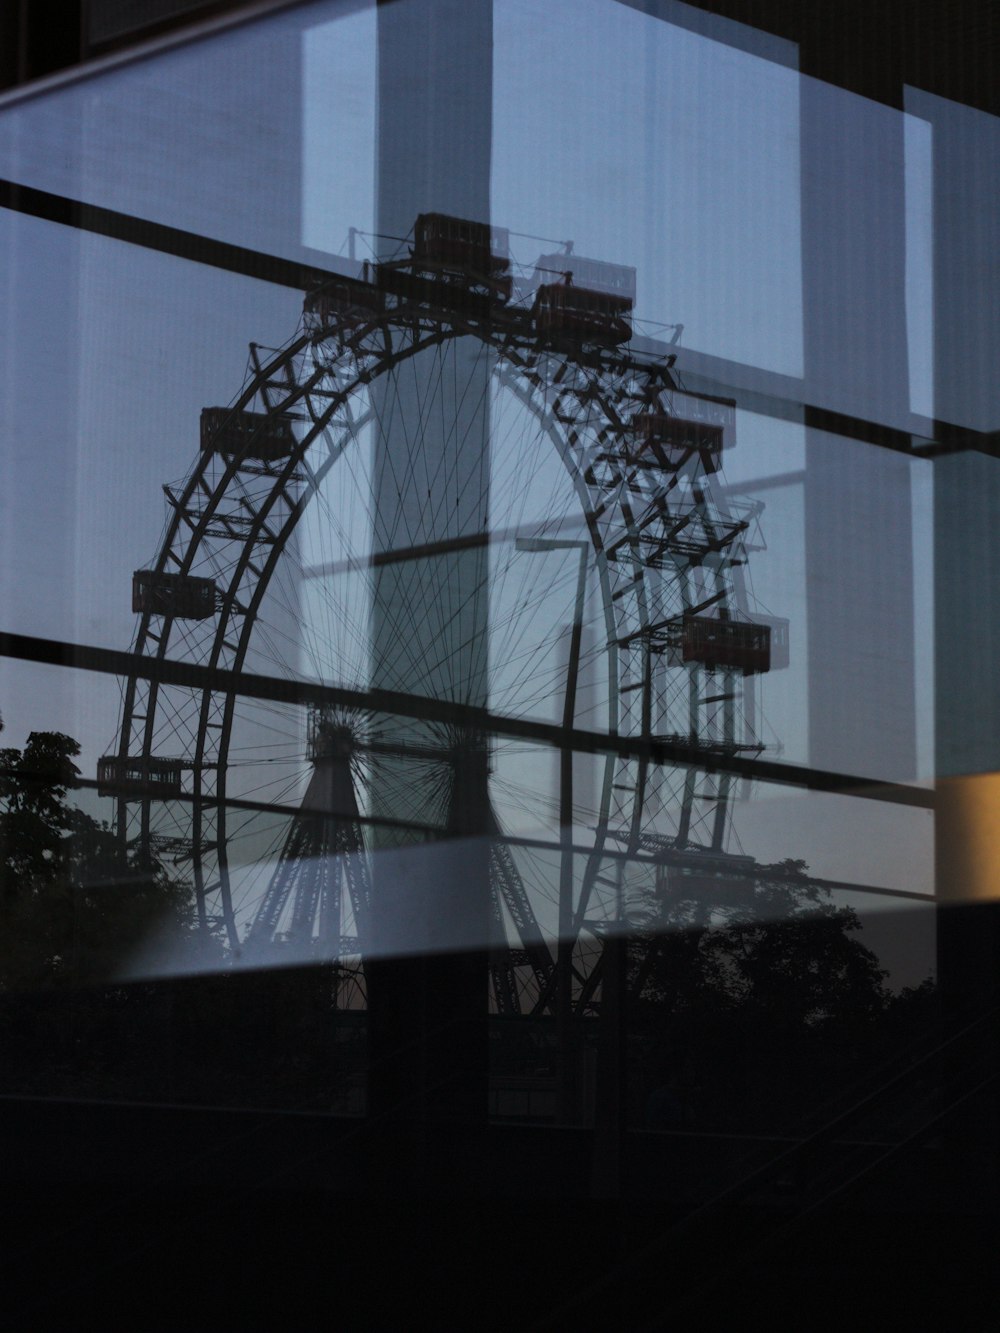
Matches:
[6,7,1000,1278]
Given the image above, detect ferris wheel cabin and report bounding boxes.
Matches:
[673,614,771,675]
[753,614,790,670]
[200,407,298,462]
[303,273,383,329]
[532,255,636,346]
[96,755,184,800]
[629,412,725,474]
[662,852,758,908]
[413,212,510,278]
[132,569,217,620]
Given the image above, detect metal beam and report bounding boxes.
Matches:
[0,629,934,809]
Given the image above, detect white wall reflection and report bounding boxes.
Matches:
[493,0,804,377]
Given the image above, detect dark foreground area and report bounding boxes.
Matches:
[2,1095,998,1330]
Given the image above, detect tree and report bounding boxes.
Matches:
[0,728,358,1109]
[0,730,192,991]
[629,858,900,1130]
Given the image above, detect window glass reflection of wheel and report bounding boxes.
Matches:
[106,238,766,1015]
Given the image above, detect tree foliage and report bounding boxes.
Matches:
[0,727,362,1108]
[633,859,889,1025]
[629,857,924,1130]
[0,730,192,991]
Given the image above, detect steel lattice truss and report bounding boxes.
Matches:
[108,241,770,1017]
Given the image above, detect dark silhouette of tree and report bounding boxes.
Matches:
[628,858,915,1131]
[0,728,363,1109]
[0,730,192,991]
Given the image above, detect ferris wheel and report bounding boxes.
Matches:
[99,213,773,1016]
